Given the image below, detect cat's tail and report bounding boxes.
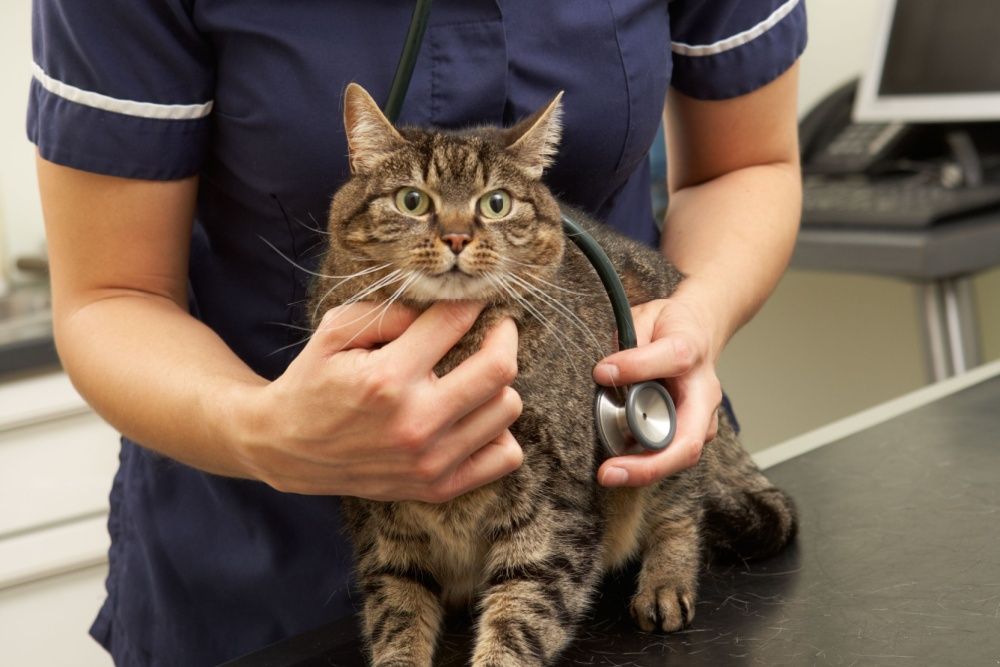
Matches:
[700,485,798,561]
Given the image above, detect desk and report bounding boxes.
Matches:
[224,360,1000,666]
[793,209,1000,380]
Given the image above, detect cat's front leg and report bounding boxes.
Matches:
[471,508,603,667]
[357,563,444,667]
[630,502,702,633]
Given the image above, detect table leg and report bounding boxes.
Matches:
[917,277,982,381]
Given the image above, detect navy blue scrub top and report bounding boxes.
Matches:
[28,1,806,664]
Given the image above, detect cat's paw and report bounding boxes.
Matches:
[471,653,541,667]
[629,584,695,633]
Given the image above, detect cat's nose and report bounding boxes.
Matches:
[441,233,472,255]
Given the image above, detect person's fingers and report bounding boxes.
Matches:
[630,302,659,348]
[357,316,517,460]
[706,410,720,443]
[384,300,485,376]
[436,317,518,406]
[597,374,719,487]
[593,333,699,386]
[434,386,523,463]
[426,430,524,503]
[398,387,522,489]
[670,372,722,449]
[597,440,698,489]
[309,302,419,355]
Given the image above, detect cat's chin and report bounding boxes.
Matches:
[406,272,498,302]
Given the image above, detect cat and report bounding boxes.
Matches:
[307,82,797,667]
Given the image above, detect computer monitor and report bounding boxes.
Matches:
[854,0,1000,123]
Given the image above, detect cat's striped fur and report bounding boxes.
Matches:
[309,84,796,667]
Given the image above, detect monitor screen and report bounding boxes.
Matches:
[854,0,1000,122]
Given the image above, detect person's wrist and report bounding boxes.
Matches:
[216,377,273,481]
[668,280,733,363]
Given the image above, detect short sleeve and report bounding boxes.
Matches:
[669,0,807,100]
[27,0,215,180]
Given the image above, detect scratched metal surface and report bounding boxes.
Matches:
[224,376,1000,666]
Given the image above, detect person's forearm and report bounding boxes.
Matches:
[55,291,266,477]
[38,157,524,500]
[38,160,266,477]
[660,160,801,357]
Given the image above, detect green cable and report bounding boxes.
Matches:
[383,0,638,353]
[384,0,434,124]
[561,214,638,351]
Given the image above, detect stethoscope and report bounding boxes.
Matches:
[382,0,677,457]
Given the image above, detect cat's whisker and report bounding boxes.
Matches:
[339,270,407,306]
[517,268,598,297]
[314,271,407,328]
[270,194,330,237]
[488,275,584,375]
[498,256,551,270]
[374,272,420,336]
[287,210,330,237]
[509,274,602,346]
[299,216,330,236]
[266,333,312,357]
[312,268,403,323]
[266,321,315,333]
[504,271,607,359]
[330,273,420,353]
[336,268,408,304]
[270,287,405,357]
[490,252,598,297]
[260,234,392,281]
[301,238,332,258]
[308,304,393,352]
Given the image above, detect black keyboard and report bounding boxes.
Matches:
[802,176,1000,228]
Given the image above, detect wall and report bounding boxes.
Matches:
[0,0,44,290]
[721,0,1000,451]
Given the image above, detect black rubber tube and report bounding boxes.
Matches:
[561,213,638,351]
[384,0,434,124]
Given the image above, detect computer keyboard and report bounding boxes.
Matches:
[802,176,1000,228]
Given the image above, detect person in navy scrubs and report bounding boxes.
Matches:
[29,0,807,664]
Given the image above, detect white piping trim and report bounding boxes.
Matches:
[671,0,801,57]
[32,63,213,120]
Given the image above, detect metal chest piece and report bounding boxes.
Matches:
[594,381,677,457]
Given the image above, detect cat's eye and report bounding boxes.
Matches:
[394,187,431,216]
[478,190,512,219]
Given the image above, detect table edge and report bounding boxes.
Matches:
[753,357,1000,470]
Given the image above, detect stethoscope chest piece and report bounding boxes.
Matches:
[594,381,677,457]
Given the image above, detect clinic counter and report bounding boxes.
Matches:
[225,360,1000,666]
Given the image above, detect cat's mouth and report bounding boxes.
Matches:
[406,269,497,302]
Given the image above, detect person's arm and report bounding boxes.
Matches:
[38,157,523,502]
[594,61,801,486]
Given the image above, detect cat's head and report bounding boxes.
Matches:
[326,83,566,305]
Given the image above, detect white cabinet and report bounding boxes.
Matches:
[0,565,112,667]
[0,372,118,666]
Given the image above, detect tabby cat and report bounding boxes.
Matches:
[308,83,797,667]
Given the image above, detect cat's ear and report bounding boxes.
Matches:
[505,92,564,179]
[343,83,406,174]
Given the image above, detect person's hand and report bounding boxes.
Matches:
[592,295,723,487]
[231,301,524,502]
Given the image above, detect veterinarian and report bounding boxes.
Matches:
[29,0,806,663]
